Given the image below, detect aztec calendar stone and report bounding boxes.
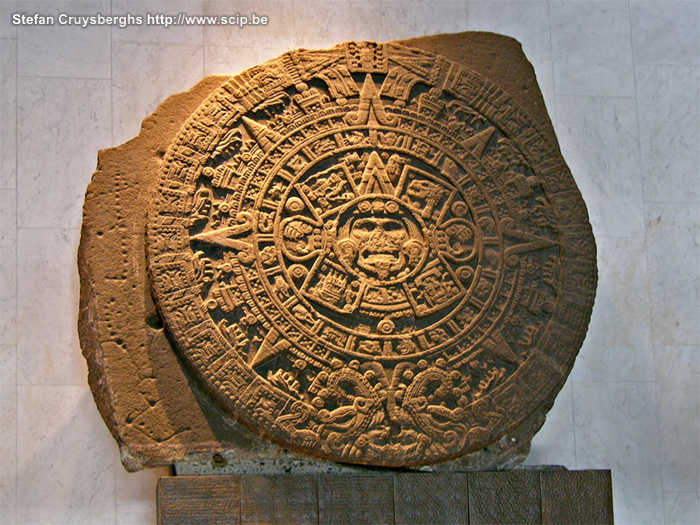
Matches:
[145,41,596,467]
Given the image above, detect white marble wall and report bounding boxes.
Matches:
[0,1,697,524]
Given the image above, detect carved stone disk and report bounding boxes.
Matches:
[146,42,596,466]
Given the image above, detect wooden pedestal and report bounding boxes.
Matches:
[158,469,613,524]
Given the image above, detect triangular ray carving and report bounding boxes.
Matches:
[503,223,558,266]
[464,127,495,158]
[344,75,398,127]
[249,328,292,368]
[242,116,283,153]
[485,330,523,367]
[358,151,394,196]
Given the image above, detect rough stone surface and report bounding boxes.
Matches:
[79,32,596,471]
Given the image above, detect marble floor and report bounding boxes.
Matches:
[0,0,698,523]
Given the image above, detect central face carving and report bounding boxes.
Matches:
[351,216,408,279]
[334,197,426,283]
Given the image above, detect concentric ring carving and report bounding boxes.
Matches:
[147,42,596,466]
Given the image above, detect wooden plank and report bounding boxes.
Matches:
[394,472,468,525]
[158,476,241,525]
[469,471,541,524]
[157,470,614,524]
[541,470,614,524]
[241,474,318,525]
[318,474,394,525]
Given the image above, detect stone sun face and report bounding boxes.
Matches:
[349,215,411,278]
[145,41,596,467]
